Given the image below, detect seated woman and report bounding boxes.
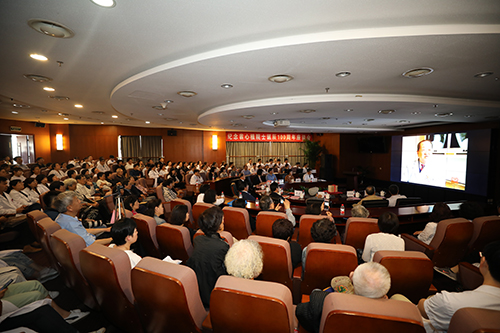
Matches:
[203,189,224,206]
[305,200,334,221]
[144,199,166,225]
[169,204,196,241]
[35,175,50,195]
[272,219,302,268]
[413,202,452,245]
[284,170,294,184]
[109,218,141,269]
[187,206,229,308]
[224,239,263,279]
[23,178,40,203]
[302,218,338,269]
[361,212,404,262]
[8,179,41,213]
[124,195,141,215]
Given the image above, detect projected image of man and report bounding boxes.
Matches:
[402,139,439,186]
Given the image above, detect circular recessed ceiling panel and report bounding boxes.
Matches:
[28,19,74,38]
[23,74,53,83]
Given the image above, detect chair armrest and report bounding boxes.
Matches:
[458,262,483,290]
[292,266,303,305]
[202,312,213,333]
[401,233,435,258]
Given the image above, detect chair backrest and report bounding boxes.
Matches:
[230,182,239,198]
[429,218,473,268]
[458,262,483,291]
[344,217,379,249]
[125,209,133,218]
[248,235,293,290]
[132,213,161,258]
[298,215,327,249]
[39,192,48,210]
[26,211,48,243]
[192,202,214,229]
[193,230,234,247]
[156,184,171,214]
[80,243,143,333]
[396,197,422,207]
[448,307,500,333]
[131,257,207,333]
[373,250,433,304]
[210,276,295,333]
[156,223,193,261]
[320,293,425,333]
[302,243,358,295]
[185,173,193,185]
[361,199,389,208]
[222,207,252,239]
[50,229,98,309]
[171,199,193,224]
[468,215,500,253]
[36,217,62,273]
[255,211,288,237]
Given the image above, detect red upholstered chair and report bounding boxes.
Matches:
[255,211,287,237]
[156,223,193,261]
[156,184,172,214]
[297,215,341,249]
[131,257,207,333]
[132,213,162,258]
[344,217,379,249]
[50,229,98,309]
[222,206,252,239]
[373,250,434,303]
[468,215,500,254]
[320,293,425,333]
[36,217,63,274]
[26,211,48,243]
[124,209,133,218]
[193,230,234,247]
[206,276,296,333]
[171,199,194,226]
[457,261,483,290]
[39,192,48,210]
[302,243,357,295]
[192,202,214,229]
[401,218,473,268]
[448,308,500,333]
[80,243,143,333]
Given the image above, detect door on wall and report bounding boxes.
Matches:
[0,133,35,163]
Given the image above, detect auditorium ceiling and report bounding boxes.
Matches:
[1,0,499,133]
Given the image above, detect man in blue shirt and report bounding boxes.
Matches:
[266,169,277,182]
[54,191,111,246]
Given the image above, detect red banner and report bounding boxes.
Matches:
[226,132,312,142]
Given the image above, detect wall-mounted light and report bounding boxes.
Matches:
[212,134,218,150]
[56,134,64,150]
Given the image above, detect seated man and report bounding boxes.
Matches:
[237,182,256,201]
[355,185,383,206]
[418,240,500,333]
[303,169,313,182]
[266,169,277,182]
[259,195,296,226]
[189,170,203,185]
[361,212,404,262]
[269,182,284,205]
[53,191,111,246]
[387,184,407,207]
[350,204,370,218]
[272,219,301,268]
[224,239,263,279]
[162,179,181,202]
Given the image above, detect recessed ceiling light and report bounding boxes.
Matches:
[13,103,30,108]
[177,91,197,98]
[474,71,493,78]
[221,83,233,89]
[299,109,316,113]
[157,113,163,116]
[63,118,69,120]
[112,115,118,118]
[145,121,150,124]
[23,74,52,83]
[90,0,116,7]
[398,120,410,123]
[322,117,331,120]
[230,120,234,122]
[91,111,104,114]
[57,113,69,116]
[152,106,164,110]
[49,96,70,101]
[164,100,174,104]
[179,121,183,124]
[11,111,18,114]
[242,115,254,119]
[435,112,453,117]
[300,121,305,124]
[378,109,395,114]
[411,111,421,115]
[402,67,434,78]
[74,104,83,108]
[433,104,439,108]
[101,122,104,124]
[268,74,293,83]
[355,95,363,98]
[343,122,352,125]
[464,115,473,118]
[28,19,74,38]
[58,113,63,116]
[344,109,353,112]
[30,53,48,61]
[43,87,55,91]
[335,71,351,78]
[270,112,279,115]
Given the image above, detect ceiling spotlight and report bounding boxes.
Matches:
[179,121,183,124]
[49,96,70,101]
[43,87,55,91]
[145,121,150,124]
[177,91,197,98]
[29,53,48,61]
[344,109,353,112]
[411,111,421,115]
[157,113,163,116]
[90,0,116,7]
[242,115,254,119]
[11,111,18,114]
[268,74,293,83]
[221,83,233,89]
[63,118,69,120]
[270,112,279,115]
[474,71,493,78]
[464,115,473,118]
[101,122,104,124]
[398,120,410,123]
[24,74,52,83]
[378,109,395,114]
[402,67,434,78]
[74,104,83,108]
[435,112,453,117]
[13,103,30,108]
[299,109,316,113]
[433,104,439,108]
[335,71,351,78]
[112,115,118,118]
[28,19,74,38]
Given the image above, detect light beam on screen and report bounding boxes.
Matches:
[399,132,468,190]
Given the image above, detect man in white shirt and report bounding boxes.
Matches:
[96,157,110,173]
[387,184,407,207]
[418,240,500,333]
[13,157,29,170]
[303,169,313,182]
[125,158,134,170]
[190,170,204,185]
